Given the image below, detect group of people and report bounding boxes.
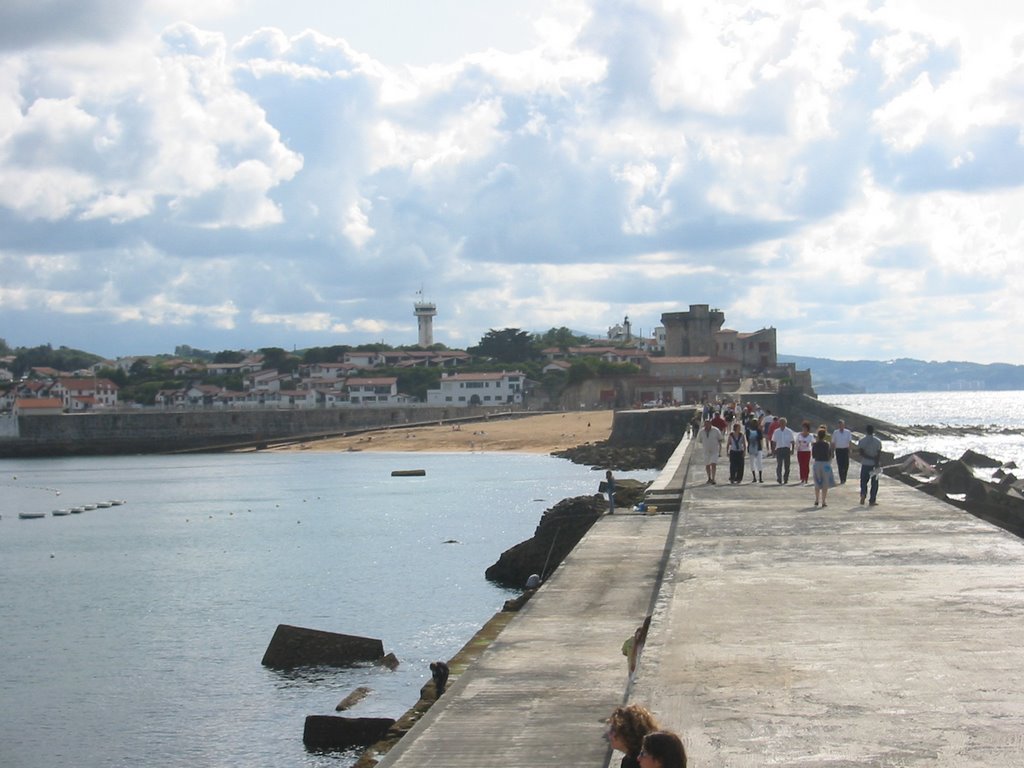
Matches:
[606,704,687,768]
[694,401,884,506]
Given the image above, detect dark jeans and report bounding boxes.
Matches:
[775,447,791,483]
[729,450,745,482]
[835,448,850,483]
[860,464,879,502]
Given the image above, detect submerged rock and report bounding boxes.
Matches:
[485,495,603,589]
[262,624,385,669]
[336,687,372,712]
[303,715,395,750]
[551,440,667,471]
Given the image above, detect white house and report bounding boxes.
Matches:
[301,362,353,381]
[425,371,524,407]
[52,377,119,409]
[346,377,399,404]
[343,351,384,368]
[542,360,572,375]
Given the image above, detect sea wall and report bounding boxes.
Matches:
[0,406,499,458]
[754,392,903,436]
[608,393,904,450]
[609,407,694,445]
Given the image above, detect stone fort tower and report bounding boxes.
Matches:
[661,304,725,357]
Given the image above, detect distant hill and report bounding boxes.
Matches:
[779,355,1024,395]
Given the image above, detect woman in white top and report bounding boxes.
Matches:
[795,420,815,485]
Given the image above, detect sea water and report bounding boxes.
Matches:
[0,451,653,768]
[820,390,1024,467]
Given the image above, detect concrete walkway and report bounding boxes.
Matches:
[377,447,1024,767]
[376,510,678,768]
[633,456,1024,766]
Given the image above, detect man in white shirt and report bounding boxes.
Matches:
[696,418,724,485]
[770,416,797,484]
[831,419,853,483]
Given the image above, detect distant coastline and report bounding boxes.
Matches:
[780,355,1024,394]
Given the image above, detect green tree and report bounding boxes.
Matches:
[469,328,536,363]
[302,345,350,363]
[213,350,245,364]
[258,347,299,373]
[97,366,129,388]
[13,344,101,378]
[534,327,591,349]
[394,367,442,401]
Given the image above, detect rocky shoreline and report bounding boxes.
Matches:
[883,444,1024,538]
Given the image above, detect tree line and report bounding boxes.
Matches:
[1,327,643,405]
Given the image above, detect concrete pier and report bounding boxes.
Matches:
[377,445,1024,767]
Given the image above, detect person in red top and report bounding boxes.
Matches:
[710,411,727,432]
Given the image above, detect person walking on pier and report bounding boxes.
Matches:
[727,422,747,484]
[831,419,853,483]
[858,425,883,505]
[796,421,814,484]
[696,418,723,485]
[770,417,796,484]
[812,427,836,506]
[747,416,765,482]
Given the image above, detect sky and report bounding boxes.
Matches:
[1,0,1023,364]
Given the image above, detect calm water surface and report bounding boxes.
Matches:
[1,451,653,768]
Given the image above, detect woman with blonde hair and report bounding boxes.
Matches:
[606,704,661,768]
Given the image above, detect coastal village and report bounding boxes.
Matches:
[0,303,811,417]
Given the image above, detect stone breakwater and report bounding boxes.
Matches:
[884,446,1024,538]
[0,406,504,457]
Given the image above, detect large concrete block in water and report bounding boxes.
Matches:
[261,624,384,668]
[303,715,395,749]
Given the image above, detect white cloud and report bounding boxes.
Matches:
[1,0,1024,365]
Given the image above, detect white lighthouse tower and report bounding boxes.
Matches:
[414,291,437,348]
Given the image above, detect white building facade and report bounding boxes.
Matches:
[426,371,524,407]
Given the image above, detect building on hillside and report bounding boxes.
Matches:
[661,305,777,373]
[205,361,263,377]
[14,397,64,416]
[343,351,385,368]
[425,371,524,407]
[29,366,65,379]
[542,360,573,375]
[301,362,355,381]
[52,377,119,410]
[607,316,633,342]
[347,377,399,404]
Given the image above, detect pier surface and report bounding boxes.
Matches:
[377,448,1024,767]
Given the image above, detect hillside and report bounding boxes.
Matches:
[780,355,1024,394]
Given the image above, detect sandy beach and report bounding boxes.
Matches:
[280,410,613,454]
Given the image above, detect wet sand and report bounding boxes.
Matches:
[279,410,613,454]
